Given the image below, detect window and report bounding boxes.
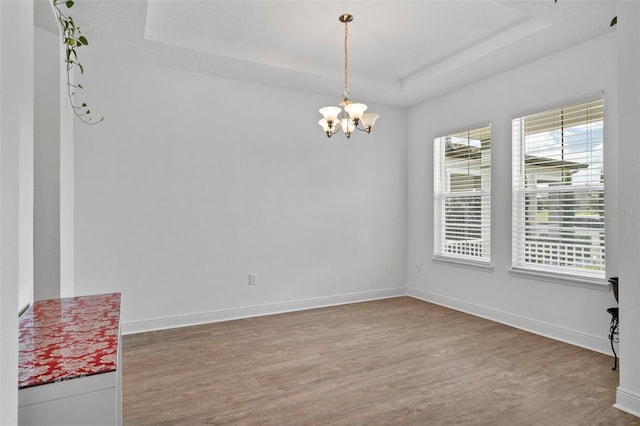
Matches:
[434,125,491,263]
[512,98,605,280]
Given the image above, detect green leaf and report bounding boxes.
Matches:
[78,36,88,45]
[66,1,74,8]
[82,103,87,107]
[610,16,617,27]
[78,63,84,74]
[78,84,83,89]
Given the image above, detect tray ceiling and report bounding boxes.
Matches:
[35,0,617,108]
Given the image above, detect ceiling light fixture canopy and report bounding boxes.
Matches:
[318,14,379,139]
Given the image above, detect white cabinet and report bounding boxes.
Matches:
[18,293,122,426]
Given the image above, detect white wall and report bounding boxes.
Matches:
[34,26,61,302]
[615,1,640,416]
[73,57,407,332]
[0,1,34,424]
[59,34,75,299]
[407,33,619,354]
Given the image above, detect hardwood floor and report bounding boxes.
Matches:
[122,297,639,425]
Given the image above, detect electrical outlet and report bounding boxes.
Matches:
[248,274,257,285]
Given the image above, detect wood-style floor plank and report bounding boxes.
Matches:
[122,297,639,425]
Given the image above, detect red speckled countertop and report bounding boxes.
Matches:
[18,293,121,389]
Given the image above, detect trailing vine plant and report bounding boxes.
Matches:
[52,0,103,125]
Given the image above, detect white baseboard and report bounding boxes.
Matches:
[407,287,612,355]
[615,387,640,417]
[122,287,407,335]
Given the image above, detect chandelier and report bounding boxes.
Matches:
[318,14,379,139]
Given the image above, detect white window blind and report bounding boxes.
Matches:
[512,98,605,279]
[434,125,491,263]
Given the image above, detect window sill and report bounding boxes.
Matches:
[432,255,494,272]
[508,268,609,291]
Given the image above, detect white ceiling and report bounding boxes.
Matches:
[35,0,617,108]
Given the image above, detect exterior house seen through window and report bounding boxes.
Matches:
[512,98,605,280]
[434,125,491,263]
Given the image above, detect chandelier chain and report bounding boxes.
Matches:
[344,18,349,95]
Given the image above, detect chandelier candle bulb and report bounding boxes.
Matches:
[319,106,341,123]
[344,102,367,123]
[317,13,379,139]
[361,113,380,133]
[318,119,331,132]
[341,118,356,138]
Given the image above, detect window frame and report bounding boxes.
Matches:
[511,98,606,285]
[433,124,492,267]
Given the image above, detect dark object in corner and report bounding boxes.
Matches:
[608,276,618,303]
[607,307,619,371]
[607,276,619,371]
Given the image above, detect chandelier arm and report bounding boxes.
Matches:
[323,123,341,138]
[354,122,368,132]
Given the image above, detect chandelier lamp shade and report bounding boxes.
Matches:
[318,14,379,139]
